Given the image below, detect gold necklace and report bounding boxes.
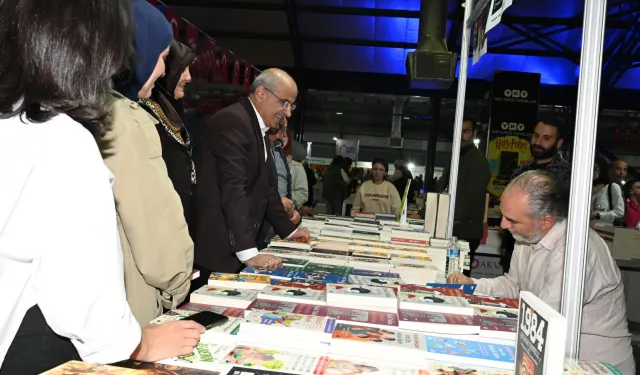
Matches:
[139,98,190,147]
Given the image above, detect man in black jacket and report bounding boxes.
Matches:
[438,117,491,275]
[194,68,310,280]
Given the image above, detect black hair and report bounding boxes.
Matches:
[463,116,477,132]
[536,117,566,140]
[371,158,389,173]
[331,155,344,166]
[0,0,134,138]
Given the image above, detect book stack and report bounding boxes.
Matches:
[326,283,398,313]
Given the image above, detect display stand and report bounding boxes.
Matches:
[446,0,608,361]
[560,0,608,358]
[445,0,474,238]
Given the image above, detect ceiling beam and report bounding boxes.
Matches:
[205,29,581,59]
[163,1,636,29]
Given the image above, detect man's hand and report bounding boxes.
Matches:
[132,320,205,362]
[244,253,283,270]
[290,210,301,224]
[281,197,293,215]
[289,228,310,242]
[446,272,474,285]
[301,206,313,216]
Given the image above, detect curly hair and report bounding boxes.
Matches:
[0,0,134,137]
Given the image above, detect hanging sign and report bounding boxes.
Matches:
[335,139,359,161]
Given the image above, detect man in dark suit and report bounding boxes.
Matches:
[194,68,310,281]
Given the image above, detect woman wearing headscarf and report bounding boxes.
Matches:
[106,0,193,327]
[139,40,197,234]
[0,0,202,372]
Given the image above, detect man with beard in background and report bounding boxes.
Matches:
[448,171,634,375]
[501,118,571,271]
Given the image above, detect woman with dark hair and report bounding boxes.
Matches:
[351,158,401,216]
[0,0,203,373]
[104,0,194,327]
[140,40,197,234]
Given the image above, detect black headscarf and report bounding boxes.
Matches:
[153,40,195,127]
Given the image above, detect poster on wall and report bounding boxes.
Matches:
[335,139,360,161]
[486,72,541,204]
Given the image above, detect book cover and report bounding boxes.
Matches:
[303,263,353,276]
[245,310,336,334]
[279,257,309,267]
[310,248,350,256]
[399,292,471,308]
[260,285,326,301]
[426,361,514,375]
[111,360,221,374]
[241,266,303,280]
[179,303,245,318]
[293,274,348,284]
[348,257,391,265]
[191,286,258,302]
[270,239,312,249]
[224,367,297,375]
[391,254,432,262]
[221,345,328,374]
[563,359,625,375]
[209,272,271,284]
[331,324,421,349]
[399,310,478,327]
[348,275,402,287]
[323,357,429,375]
[479,316,518,335]
[350,250,389,259]
[424,336,516,367]
[327,284,397,298]
[246,299,329,316]
[475,307,519,320]
[426,283,477,295]
[159,343,228,370]
[274,281,326,291]
[466,295,519,310]
[351,269,401,278]
[401,285,465,297]
[326,306,399,327]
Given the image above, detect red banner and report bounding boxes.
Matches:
[185,22,199,52]
[220,47,229,84]
[232,56,241,87]
[253,67,260,81]
[243,60,252,94]
[164,8,181,39]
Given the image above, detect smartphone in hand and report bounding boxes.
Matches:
[181,311,229,330]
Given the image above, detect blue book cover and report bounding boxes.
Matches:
[351,269,401,278]
[427,283,477,295]
[424,335,516,367]
[293,274,347,284]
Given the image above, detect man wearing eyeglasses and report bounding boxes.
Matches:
[193,68,310,281]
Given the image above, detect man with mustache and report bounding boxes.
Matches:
[193,69,310,282]
[447,171,634,375]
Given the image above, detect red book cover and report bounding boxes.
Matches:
[398,309,479,327]
[479,316,518,333]
[390,237,429,245]
[400,285,465,297]
[246,299,328,316]
[465,295,519,310]
[178,302,244,318]
[326,306,398,327]
[275,281,326,291]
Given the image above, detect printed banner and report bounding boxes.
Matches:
[232,55,241,86]
[335,139,359,161]
[472,5,489,65]
[220,47,230,84]
[486,71,541,201]
[243,60,252,94]
[486,0,513,32]
[185,22,199,52]
[164,8,181,39]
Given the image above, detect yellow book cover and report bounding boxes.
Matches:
[392,254,433,262]
[208,272,270,284]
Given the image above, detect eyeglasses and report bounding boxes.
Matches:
[264,87,297,112]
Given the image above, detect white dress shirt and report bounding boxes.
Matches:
[474,221,635,375]
[236,100,295,262]
[591,183,625,223]
[0,113,141,365]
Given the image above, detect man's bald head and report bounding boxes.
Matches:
[250,68,297,97]
[249,68,298,128]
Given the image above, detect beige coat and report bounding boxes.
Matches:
[102,92,193,327]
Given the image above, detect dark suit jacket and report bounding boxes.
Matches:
[194,98,297,272]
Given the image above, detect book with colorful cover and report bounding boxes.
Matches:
[350,269,401,278]
[391,254,433,262]
[302,263,353,276]
[348,275,402,286]
[427,283,477,295]
[474,307,519,320]
[563,359,625,375]
[292,274,348,284]
[399,292,473,315]
[223,366,299,375]
[190,286,258,307]
[115,359,222,374]
[209,272,271,285]
[424,335,517,370]
[323,356,429,375]
[258,285,326,304]
[179,303,245,318]
[466,295,519,311]
[327,283,398,298]
[310,248,350,257]
[479,316,518,339]
[244,310,337,336]
[426,361,514,375]
[326,306,399,328]
[279,257,309,267]
[245,299,328,317]
[350,250,389,259]
[221,345,328,374]
[240,266,304,280]
[274,281,326,291]
[158,343,232,371]
[398,310,479,331]
[401,285,465,297]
